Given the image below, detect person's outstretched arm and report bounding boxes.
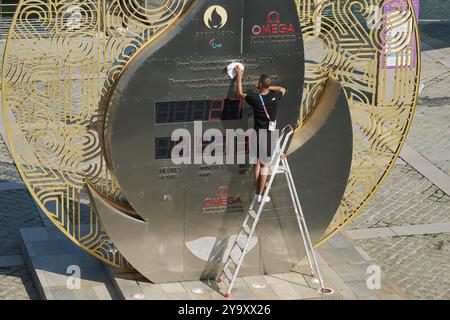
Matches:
[269,86,287,96]
[235,66,247,99]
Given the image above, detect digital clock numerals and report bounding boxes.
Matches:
[155,99,242,124]
[155,137,180,160]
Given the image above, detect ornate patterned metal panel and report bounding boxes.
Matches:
[2,0,420,268]
[297,0,421,243]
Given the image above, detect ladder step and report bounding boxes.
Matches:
[242,224,251,235]
[236,237,247,250]
[230,250,241,264]
[223,267,233,280]
[277,165,287,172]
[269,165,287,175]
[218,141,326,298]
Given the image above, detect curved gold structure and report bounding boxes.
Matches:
[2,0,420,268]
[298,0,421,243]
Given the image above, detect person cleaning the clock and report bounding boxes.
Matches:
[233,65,287,204]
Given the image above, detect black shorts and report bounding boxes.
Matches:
[256,130,274,163]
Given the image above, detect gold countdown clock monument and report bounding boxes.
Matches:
[2,0,420,283]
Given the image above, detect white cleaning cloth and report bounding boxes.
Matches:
[227,62,244,79]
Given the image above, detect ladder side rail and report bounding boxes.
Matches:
[223,164,278,293]
[269,130,287,167]
[219,130,287,274]
[220,214,254,281]
[252,128,292,220]
[283,159,322,287]
[222,206,258,268]
[221,126,303,297]
[282,158,316,274]
[283,158,323,283]
[225,147,285,296]
[283,158,325,289]
[219,136,276,276]
[223,129,292,296]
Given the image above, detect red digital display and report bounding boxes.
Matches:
[155,99,242,124]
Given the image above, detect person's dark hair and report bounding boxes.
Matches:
[259,74,272,89]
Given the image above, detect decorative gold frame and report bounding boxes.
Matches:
[2,0,420,268]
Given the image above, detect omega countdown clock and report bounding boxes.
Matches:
[2,0,420,282]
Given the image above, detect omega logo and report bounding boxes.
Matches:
[203,186,242,208]
[252,11,296,36]
[267,11,281,23]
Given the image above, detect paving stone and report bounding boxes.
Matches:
[165,292,190,300]
[326,233,350,249]
[161,282,186,295]
[312,253,358,300]
[347,227,397,240]
[400,143,450,197]
[138,282,169,300]
[345,281,379,300]
[332,247,374,264]
[278,273,322,299]
[351,247,372,262]
[354,234,450,300]
[347,163,450,229]
[0,255,25,267]
[120,284,145,300]
[0,182,26,191]
[391,222,450,236]
[50,287,77,300]
[0,265,40,300]
[0,190,43,256]
[181,280,216,300]
[242,275,279,300]
[0,162,22,184]
[226,277,256,300]
[72,287,102,300]
[93,285,116,300]
[269,283,300,300]
[0,136,13,164]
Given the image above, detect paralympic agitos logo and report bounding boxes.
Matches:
[252,11,296,35]
[203,186,242,208]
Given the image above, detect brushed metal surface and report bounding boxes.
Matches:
[93,0,351,283]
[91,76,352,282]
[260,78,353,273]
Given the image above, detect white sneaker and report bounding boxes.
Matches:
[255,195,270,203]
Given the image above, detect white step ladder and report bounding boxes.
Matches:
[217,125,333,298]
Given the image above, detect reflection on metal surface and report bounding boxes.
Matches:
[86,182,145,222]
[2,0,420,271]
[288,77,341,153]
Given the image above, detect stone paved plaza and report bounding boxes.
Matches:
[0,22,449,300]
[343,21,450,300]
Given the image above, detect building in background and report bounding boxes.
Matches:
[1,0,448,39]
[0,0,166,39]
[420,0,449,20]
